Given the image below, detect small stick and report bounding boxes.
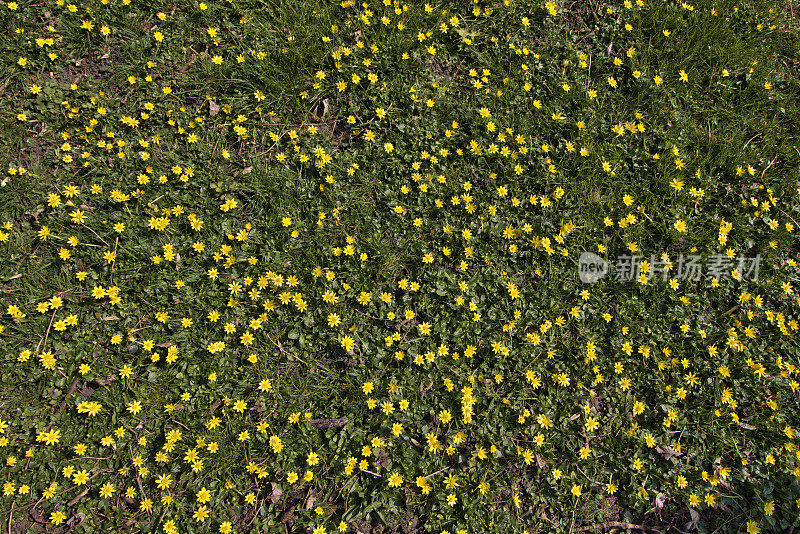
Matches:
[110,236,119,286]
[423,466,450,479]
[573,521,658,532]
[35,309,57,354]
[80,223,109,247]
[742,133,761,151]
[759,155,778,181]
[169,419,192,434]
[67,488,89,507]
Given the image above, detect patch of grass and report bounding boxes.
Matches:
[1,0,800,533]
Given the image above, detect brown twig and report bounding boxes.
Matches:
[742,133,761,151]
[307,418,348,429]
[110,236,119,286]
[760,154,779,181]
[66,488,89,507]
[0,332,35,342]
[169,419,192,434]
[265,333,287,356]
[35,309,57,354]
[721,304,740,317]
[573,521,658,532]
[423,465,450,479]
[79,223,109,247]
[55,378,81,415]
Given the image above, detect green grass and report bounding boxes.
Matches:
[1,0,800,532]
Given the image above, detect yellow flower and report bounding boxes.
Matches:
[341,335,355,352]
[36,429,61,445]
[196,486,211,503]
[156,474,172,490]
[193,505,209,522]
[73,470,89,485]
[388,472,403,487]
[100,482,115,498]
[37,348,56,369]
[585,417,599,432]
[70,209,87,223]
[764,501,774,516]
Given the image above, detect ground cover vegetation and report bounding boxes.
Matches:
[1,0,800,531]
